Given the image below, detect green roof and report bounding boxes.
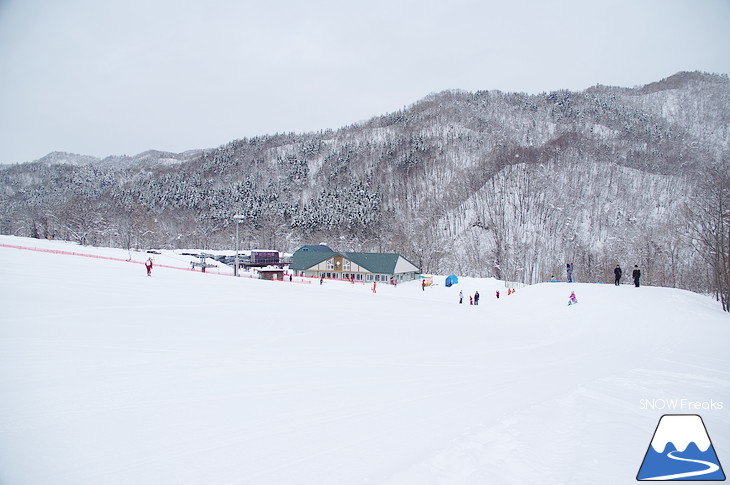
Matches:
[344,252,401,275]
[289,250,335,271]
[290,248,419,274]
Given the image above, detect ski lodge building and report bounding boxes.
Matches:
[289,245,421,283]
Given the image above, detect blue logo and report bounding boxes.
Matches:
[637,414,725,481]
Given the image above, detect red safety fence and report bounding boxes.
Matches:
[271,277,312,285]
[302,274,392,285]
[0,243,302,281]
[0,243,211,273]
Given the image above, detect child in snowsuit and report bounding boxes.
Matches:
[568,291,578,306]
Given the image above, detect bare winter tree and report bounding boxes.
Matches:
[686,160,730,311]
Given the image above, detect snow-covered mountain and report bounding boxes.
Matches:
[34,149,204,168]
[1,71,728,294]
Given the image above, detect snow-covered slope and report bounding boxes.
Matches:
[1,236,728,485]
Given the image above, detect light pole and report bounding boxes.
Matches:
[233,214,245,276]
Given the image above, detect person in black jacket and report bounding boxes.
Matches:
[632,265,641,287]
[614,265,622,286]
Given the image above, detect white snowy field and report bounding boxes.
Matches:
[1,235,728,485]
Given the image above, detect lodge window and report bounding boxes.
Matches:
[326,259,334,270]
[343,260,351,271]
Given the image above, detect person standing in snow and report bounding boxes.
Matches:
[632,265,641,287]
[474,291,480,305]
[459,290,463,304]
[614,265,622,286]
[145,258,153,276]
[422,279,426,291]
[566,263,574,283]
[496,290,500,299]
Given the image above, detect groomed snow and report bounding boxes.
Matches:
[1,235,728,484]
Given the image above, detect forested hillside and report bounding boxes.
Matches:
[1,71,728,295]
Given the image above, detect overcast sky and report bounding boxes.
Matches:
[0,0,728,164]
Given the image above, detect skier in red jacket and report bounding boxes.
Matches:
[145,258,153,276]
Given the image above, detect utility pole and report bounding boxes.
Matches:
[233,214,245,276]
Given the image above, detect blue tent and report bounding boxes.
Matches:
[445,274,459,287]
